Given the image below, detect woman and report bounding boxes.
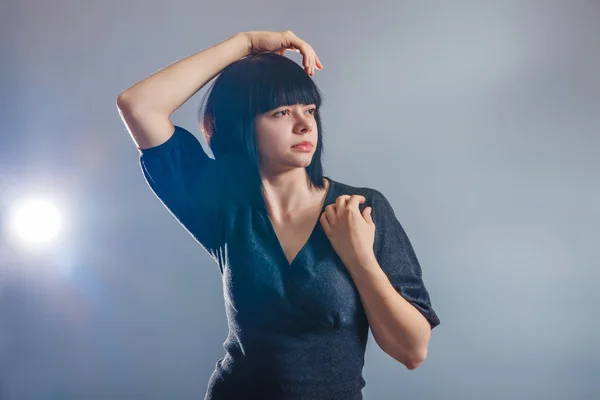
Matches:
[117,30,440,400]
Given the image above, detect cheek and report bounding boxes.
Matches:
[254,128,269,150]
[255,132,282,161]
[257,129,286,148]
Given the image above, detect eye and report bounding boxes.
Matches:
[273,107,317,117]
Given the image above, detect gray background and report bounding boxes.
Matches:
[1,0,599,399]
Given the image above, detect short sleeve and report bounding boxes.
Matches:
[139,125,224,259]
[371,191,441,330]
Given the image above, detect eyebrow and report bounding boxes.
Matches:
[274,104,316,111]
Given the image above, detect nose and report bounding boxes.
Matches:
[298,123,311,133]
[294,116,313,134]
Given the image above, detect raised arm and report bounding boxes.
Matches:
[114,31,322,261]
[116,32,250,150]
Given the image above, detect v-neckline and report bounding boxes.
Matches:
[261,177,334,267]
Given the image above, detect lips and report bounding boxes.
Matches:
[292,141,313,148]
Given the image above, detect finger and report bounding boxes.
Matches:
[302,44,312,75]
[300,45,310,74]
[294,41,310,74]
[320,211,330,233]
[347,195,366,211]
[294,39,312,75]
[335,195,351,211]
[315,54,323,70]
[324,204,336,223]
[308,48,314,75]
[362,206,373,224]
[309,46,317,75]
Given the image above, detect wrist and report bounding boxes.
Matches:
[233,32,252,57]
[346,252,378,271]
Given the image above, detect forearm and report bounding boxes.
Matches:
[117,32,250,116]
[346,256,431,369]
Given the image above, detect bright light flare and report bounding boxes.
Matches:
[8,198,63,246]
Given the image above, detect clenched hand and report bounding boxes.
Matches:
[320,195,376,270]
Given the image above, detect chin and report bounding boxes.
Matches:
[289,158,313,168]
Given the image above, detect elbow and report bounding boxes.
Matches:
[405,357,424,370]
[116,94,148,119]
[377,337,429,370]
[116,91,144,113]
[403,347,428,371]
[375,331,430,370]
[116,93,168,118]
[116,92,132,111]
[381,342,428,370]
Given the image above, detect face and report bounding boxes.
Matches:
[254,103,318,174]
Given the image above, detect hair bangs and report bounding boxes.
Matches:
[239,53,323,117]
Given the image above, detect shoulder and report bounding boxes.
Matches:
[326,178,398,227]
[326,177,390,207]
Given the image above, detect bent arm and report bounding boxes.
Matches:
[116,32,250,149]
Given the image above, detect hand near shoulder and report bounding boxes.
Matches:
[320,195,376,270]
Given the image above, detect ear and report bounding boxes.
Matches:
[204,131,212,146]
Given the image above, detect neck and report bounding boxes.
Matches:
[260,168,323,218]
